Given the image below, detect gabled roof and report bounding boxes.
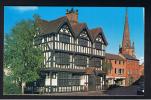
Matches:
[36,16,75,37]
[35,16,108,45]
[71,23,86,38]
[89,28,101,40]
[105,53,124,61]
[35,18,50,34]
[123,54,139,61]
[72,23,93,41]
[46,16,68,33]
[89,28,108,46]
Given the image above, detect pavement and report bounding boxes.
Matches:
[45,85,140,96]
[13,85,141,96]
[40,90,108,96]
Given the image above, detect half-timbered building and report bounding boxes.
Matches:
[25,8,108,94]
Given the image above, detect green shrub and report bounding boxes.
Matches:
[3,75,22,95]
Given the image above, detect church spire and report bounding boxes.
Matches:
[119,8,135,57]
[122,8,131,49]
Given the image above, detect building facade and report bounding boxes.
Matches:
[105,53,126,86]
[120,54,140,86]
[106,8,144,87]
[25,8,108,93]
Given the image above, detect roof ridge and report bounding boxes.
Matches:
[71,22,86,26]
[106,53,124,60]
[106,53,119,56]
[48,16,67,23]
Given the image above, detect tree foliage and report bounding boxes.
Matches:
[4,20,44,92]
[3,75,21,94]
[102,60,112,73]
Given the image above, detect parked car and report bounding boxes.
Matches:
[137,82,144,95]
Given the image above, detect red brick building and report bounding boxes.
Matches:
[120,54,140,86]
[106,8,144,86]
[106,53,126,86]
[139,63,144,76]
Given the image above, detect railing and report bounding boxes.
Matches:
[25,85,85,94]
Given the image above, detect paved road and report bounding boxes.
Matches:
[40,91,107,96]
[22,85,140,96]
[104,85,140,96]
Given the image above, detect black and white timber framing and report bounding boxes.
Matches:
[25,9,108,94]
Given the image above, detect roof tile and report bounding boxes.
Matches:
[123,54,139,61]
[105,53,124,60]
[35,16,108,45]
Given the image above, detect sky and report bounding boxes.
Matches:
[4,6,144,64]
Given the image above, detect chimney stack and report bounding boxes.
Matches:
[66,8,78,25]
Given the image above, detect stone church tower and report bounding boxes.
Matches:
[119,8,135,57]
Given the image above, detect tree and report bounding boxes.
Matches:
[3,75,21,94]
[4,19,44,94]
[102,60,112,88]
[129,76,134,85]
[102,60,112,74]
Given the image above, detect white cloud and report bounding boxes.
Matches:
[139,57,144,65]
[11,6,38,12]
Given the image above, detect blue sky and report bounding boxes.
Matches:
[4,6,144,63]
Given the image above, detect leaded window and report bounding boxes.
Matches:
[95,58,101,67]
[58,72,80,86]
[89,57,101,67]
[75,55,87,66]
[95,42,102,50]
[78,38,88,47]
[55,53,70,65]
[59,34,70,43]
